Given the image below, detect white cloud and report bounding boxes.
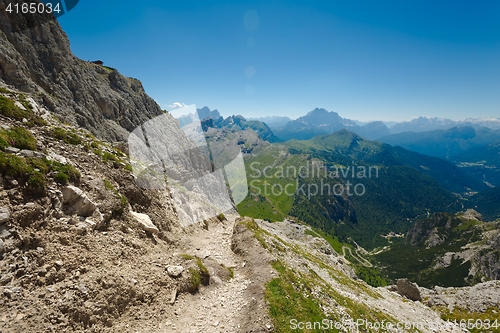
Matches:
[166,102,187,110]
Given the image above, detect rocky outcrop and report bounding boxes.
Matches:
[470,230,500,280]
[0,0,163,141]
[406,211,500,283]
[396,278,422,301]
[422,280,500,312]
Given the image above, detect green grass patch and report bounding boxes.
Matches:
[93,148,103,157]
[266,260,329,333]
[0,152,34,179]
[187,267,202,293]
[0,153,80,190]
[104,179,114,190]
[102,65,116,72]
[49,127,82,145]
[0,95,46,126]
[0,127,37,150]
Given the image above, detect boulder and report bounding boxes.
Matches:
[130,211,159,233]
[396,278,422,301]
[0,207,11,224]
[61,186,97,217]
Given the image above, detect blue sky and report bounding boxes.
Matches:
[59,1,500,121]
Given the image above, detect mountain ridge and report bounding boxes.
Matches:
[0,0,163,142]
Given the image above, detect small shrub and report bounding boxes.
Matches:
[54,172,69,184]
[185,258,210,293]
[102,179,128,215]
[119,194,128,210]
[217,213,226,222]
[188,268,202,293]
[195,257,209,279]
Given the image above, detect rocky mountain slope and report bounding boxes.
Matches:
[246,217,500,333]
[375,209,500,288]
[0,89,271,332]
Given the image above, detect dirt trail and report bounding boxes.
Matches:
[140,215,273,333]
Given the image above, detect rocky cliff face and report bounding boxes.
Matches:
[405,210,500,283]
[0,0,162,141]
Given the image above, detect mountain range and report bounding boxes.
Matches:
[378,126,500,159]
[261,108,500,143]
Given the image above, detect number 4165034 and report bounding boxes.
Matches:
[5,2,61,14]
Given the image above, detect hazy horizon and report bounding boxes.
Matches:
[184,106,500,125]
